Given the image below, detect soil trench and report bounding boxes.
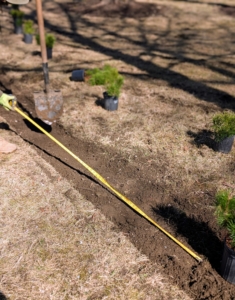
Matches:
[0,93,234,300]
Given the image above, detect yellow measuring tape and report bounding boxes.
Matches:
[15,106,202,262]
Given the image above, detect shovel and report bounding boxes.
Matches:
[33,0,63,125]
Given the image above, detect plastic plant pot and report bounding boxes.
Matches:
[23,33,33,44]
[215,135,235,154]
[14,25,23,34]
[221,240,235,284]
[103,92,118,111]
[71,69,85,81]
[47,47,53,59]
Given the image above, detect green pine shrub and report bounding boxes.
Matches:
[23,20,34,35]
[10,9,24,26]
[36,33,56,48]
[86,64,124,97]
[10,9,24,19]
[213,111,235,142]
[215,190,235,247]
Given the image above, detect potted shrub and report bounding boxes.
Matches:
[10,9,24,34]
[23,20,34,44]
[86,64,124,111]
[215,190,235,284]
[36,33,56,59]
[212,111,235,153]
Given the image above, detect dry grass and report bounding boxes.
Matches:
[0,120,191,299]
[52,0,235,198]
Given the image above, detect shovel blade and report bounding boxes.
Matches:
[33,89,63,124]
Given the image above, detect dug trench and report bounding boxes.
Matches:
[1,77,235,300]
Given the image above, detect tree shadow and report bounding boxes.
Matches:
[173,0,231,8]
[3,2,235,110]
[40,4,235,110]
[152,204,223,271]
[187,129,216,151]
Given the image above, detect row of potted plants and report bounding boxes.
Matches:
[10,8,56,58]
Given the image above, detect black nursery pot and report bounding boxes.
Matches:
[71,69,85,81]
[14,25,22,35]
[23,33,33,44]
[103,92,118,111]
[215,135,235,154]
[47,47,53,59]
[13,18,23,34]
[221,240,235,284]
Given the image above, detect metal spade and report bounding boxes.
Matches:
[34,0,63,125]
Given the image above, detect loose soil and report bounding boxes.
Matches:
[1,0,235,299]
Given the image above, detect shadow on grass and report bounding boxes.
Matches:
[95,97,105,109]
[174,0,231,8]
[41,3,235,110]
[152,204,223,271]
[187,129,216,151]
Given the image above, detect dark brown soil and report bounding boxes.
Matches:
[1,0,235,299]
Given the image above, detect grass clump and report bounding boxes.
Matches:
[86,64,124,97]
[212,111,235,142]
[215,190,235,247]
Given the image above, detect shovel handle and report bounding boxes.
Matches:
[36,0,47,64]
[42,63,50,93]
